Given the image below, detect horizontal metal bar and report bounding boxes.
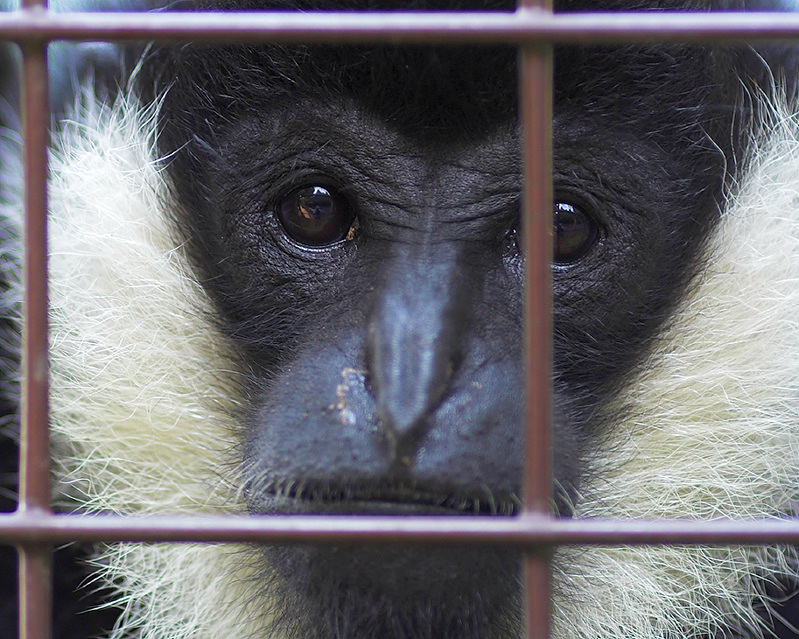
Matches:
[3,9,799,44]
[2,512,799,546]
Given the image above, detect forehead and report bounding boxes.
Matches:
[155,39,721,143]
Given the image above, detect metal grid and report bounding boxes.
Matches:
[4,2,799,639]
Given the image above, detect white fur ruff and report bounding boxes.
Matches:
[46,95,265,639]
[30,91,799,638]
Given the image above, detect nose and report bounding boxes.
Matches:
[366,243,478,460]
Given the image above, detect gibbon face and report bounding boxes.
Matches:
[4,0,799,638]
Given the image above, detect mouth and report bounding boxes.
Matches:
[252,475,525,635]
[247,477,521,516]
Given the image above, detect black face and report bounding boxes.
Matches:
[137,1,771,637]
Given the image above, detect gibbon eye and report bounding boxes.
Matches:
[277,185,355,247]
[553,201,600,264]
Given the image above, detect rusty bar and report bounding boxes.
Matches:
[526,553,550,639]
[4,512,799,546]
[521,41,553,639]
[520,0,553,533]
[17,0,52,637]
[519,0,553,635]
[4,11,799,45]
[18,9,51,521]
[18,545,51,639]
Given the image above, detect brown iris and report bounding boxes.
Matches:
[553,201,600,264]
[277,185,355,247]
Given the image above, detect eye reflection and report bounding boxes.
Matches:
[277,185,355,247]
[553,201,600,264]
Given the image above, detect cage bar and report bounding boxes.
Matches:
[16,0,52,636]
[6,511,799,546]
[5,10,799,44]
[3,3,799,639]
[519,0,554,635]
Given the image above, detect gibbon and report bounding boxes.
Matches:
[4,0,799,638]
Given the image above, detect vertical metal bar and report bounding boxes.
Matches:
[520,0,553,519]
[18,543,51,639]
[19,8,50,517]
[17,0,52,635]
[519,0,554,637]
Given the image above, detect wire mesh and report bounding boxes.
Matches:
[3,3,799,639]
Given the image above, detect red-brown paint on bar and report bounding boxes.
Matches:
[4,512,799,546]
[18,545,51,639]
[5,10,799,45]
[17,0,52,635]
[19,19,50,521]
[519,0,554,634]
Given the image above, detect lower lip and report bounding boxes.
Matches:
[260,495,477,516]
